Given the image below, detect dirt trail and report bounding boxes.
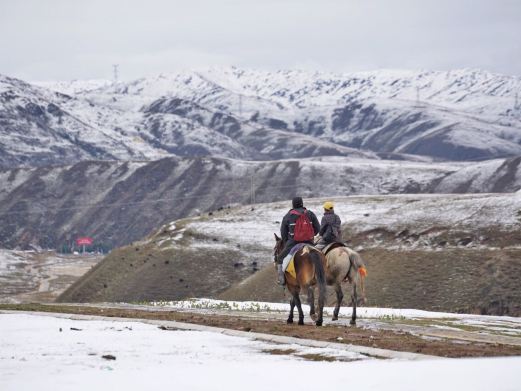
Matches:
[81,303,521,347]
[2,303,520,358]
[0,252,102,303]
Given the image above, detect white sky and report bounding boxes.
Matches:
[0,0,520,81]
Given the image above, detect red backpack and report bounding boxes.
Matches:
[290,209,314,241]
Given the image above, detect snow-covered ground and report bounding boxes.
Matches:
[0,313,519,391]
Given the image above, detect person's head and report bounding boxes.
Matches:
[323,201,334,211]
[292,196,303,209]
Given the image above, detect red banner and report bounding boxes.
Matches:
[76,237,93,246]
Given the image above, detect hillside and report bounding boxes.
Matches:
[3,155,521,250]
[58,193,521,316]
[2,68,521,169]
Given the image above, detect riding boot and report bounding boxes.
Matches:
[277,264,285,285]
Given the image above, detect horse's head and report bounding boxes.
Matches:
[273,233,284,262]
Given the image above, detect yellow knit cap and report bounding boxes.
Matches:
[323,201,334,210]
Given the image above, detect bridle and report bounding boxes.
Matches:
[273,240,283,262]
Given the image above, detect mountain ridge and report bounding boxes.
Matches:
[2,67,520,169]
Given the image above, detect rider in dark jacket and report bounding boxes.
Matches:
[315,201,342,250]
[275,197,320,284]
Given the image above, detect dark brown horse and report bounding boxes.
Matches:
[273,234,327,326]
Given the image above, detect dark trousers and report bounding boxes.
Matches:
[276,239,313,264]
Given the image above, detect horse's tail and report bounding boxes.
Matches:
[347,249,367,304]
[310,248,326,309]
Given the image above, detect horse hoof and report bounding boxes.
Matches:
[310,313,318,321]
[298,320,304,326]
[287,319,293,324]
[315,320,323,327]
[350,320,356,326]
[332,316,338,321]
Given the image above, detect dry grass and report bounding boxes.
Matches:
[58,243,249,303]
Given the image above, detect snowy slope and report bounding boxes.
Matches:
[163,192,521,256]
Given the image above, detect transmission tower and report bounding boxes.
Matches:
[113,64,119,84]
[250,174,255,204]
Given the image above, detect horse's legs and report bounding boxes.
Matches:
[316,283,324,327]
[350,283,357,326]
[294,293,305,325]
[307,287,317,321]
[287,297,295,324]
[332,283,344,321]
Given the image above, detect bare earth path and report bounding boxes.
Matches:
[0,251,102,303]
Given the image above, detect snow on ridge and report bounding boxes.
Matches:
[33,79,113,96]
[33,66,521,111]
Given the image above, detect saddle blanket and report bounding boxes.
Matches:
[282,243,309,279]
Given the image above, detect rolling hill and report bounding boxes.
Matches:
[58,192,521,316]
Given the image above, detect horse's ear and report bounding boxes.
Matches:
[274,233,280,241]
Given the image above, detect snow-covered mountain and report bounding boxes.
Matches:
[0,74,167,167]
[1,67,520,168]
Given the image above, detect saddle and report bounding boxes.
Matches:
[322,241,346,256]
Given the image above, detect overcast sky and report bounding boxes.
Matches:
[1,0,520,81]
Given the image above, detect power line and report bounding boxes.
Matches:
[250,174,255,204]
[0,193,218,217]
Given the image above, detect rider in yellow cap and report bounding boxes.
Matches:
[315,201,342,250]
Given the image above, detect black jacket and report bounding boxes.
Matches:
[280,207,320,242]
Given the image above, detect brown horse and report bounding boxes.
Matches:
[308,245,367,325]
[273,234,326,326]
